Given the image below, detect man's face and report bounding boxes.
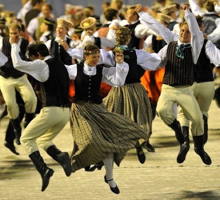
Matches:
[42,5,52,18]
[9,27,20,41]
[126,9,138,22]
[179,24,191,43]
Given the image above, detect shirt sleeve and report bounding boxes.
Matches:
[67,48,84,60]
[205,40,220,66]
[102,62,129,86]
[135,49,161,70]
[11,43,49,82]
[100,38,115,49]
[0,51,8,66]
[144,35,153,50]
[27,18,38,36]
[208,21,220,43]
[138,11,178,44]
[65,64,77,80]
[157,44,168,67]
[189,0,205,16]
[184,9,204,64]
[99,49,115,66]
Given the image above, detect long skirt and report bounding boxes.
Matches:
[103,83,152,134]
[70,102,147,171]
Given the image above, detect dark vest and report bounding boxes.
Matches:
[194,40,214,83]
[152,35,167,53]
[94,37,101,49]
[203,13,219,34]
[0,37,28,78]
[168,21,177,31]
[39,57,70,107]
[123,49,145,84]
[125,21,141,49]
[50,39,72,65]
[163,41,194,86]
[74,62,103,104]
[45,32,55,42]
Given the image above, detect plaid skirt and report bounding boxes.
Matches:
[103,83,152,133]
[70,102,147,171]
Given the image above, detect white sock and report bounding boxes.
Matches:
[103,153,117,188]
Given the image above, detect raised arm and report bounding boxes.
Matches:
[135,49,161,70]
[11,43,49,82]
[184,7,204,64]
[102,52,129,87]
[137,5,177,44]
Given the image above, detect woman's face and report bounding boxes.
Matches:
[85,52,100,66]
[56,25,67,38]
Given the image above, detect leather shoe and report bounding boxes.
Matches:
[41,168,54,192]
[104,176,120,194]
[177,142,190,163]
[136,146,146,164]
[142,141,155,152]
[4,142,19,155]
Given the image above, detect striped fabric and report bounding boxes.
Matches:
[163,41,194,86]
[103,83,152,134]
[70,102,147,171]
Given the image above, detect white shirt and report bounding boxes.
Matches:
[65,62,129,87]
[11,44,49,82]
[139,9,204,64]
[76,35,115,49]
[189,0,206,16]
[0,51,8,66]
[17,1,32,23]
[10,43,130,87]
[67,47,161,71]
[208,18,220,43]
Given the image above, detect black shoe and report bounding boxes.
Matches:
[4,142,19,155]
[56,152,72,177]
[195,149,212,165]
[46,146,72,177]
[29,151,54,192]
[193,135,212,165]
[136,146,146,164]
[104,176,120,194]
[177,142,190,163]
[85,165,96,172]
[41,168,54,192]
[142,141,155,152]
[84,162,104,172]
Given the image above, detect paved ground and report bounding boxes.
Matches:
[0,101,220,200]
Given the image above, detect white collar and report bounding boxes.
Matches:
[44,55,52,61]
[177,40,190,46]
[84,63,97,76]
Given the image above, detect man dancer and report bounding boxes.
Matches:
[0,23,37,145]
[10,40,71,191]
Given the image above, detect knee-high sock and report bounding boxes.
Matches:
[103,153,116,188]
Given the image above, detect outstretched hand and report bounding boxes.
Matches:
[181,3,190,11]
[135,4,145,13]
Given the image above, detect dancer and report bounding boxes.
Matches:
[137,4,212,165]
[11,41,71,192]
[66,44,148,194]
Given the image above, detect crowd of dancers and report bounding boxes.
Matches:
[0,0,220,194]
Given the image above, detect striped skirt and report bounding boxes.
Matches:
[103,83,152,134]
[70,102,147,171]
